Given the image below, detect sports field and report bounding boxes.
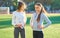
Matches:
[0,14,60,38]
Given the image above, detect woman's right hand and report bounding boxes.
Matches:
[31,25,33,29]
[30,23,33,29]
[16,23,22,28]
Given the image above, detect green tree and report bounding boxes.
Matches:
[51,0,60,10]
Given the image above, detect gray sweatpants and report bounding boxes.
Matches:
[14,27,25,38]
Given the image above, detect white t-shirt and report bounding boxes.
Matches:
[12,11,27,29]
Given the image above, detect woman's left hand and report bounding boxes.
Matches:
[38,25,44,29]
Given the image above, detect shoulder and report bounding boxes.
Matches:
[41,13,47,17]
[32,11,36,15]
[32,13,36,17]
[31,11,36,15]
[41,13,49,19]
[12,11,17,15]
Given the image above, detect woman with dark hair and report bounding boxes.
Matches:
[12,2,27,38]
[30,3,51,38]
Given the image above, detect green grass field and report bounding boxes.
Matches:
[0,14,60,38]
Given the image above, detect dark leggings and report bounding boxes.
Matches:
[33,31,43,38]
[14,27,25,38]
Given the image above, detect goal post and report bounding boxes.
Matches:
[0,7,10,14]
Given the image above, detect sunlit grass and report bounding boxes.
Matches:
[0,14,60,38]
[0,24,60,38]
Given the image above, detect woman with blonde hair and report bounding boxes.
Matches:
[12,2,27,38]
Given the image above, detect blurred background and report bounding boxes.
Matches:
[0,0,60,38]
[0,0,60,14]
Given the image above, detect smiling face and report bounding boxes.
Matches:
[35,4,42,14]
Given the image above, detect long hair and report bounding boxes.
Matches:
[35,3,45,22]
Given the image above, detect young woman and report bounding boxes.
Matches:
[12,2,27,38]
[30,3,51,38]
